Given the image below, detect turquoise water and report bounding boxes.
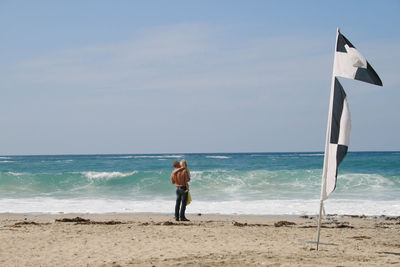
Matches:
[0,152,399,215]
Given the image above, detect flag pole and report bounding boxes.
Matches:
[317,27,340,250]
[316,200,324,250]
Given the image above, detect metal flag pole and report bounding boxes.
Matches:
[316,27,340,250]
[316,200,324,250]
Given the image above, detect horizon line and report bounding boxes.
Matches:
[1,150,399,157]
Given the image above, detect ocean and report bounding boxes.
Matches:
[0,152,399,216]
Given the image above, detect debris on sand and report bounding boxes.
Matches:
[56,217,90,223]
[274,221,296,227]
[56,217,124,225]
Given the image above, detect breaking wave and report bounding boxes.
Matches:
[0,152,399,214]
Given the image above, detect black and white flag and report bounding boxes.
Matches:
[334,32,383,86]
[321,78,351,200]
[320,29,382,201]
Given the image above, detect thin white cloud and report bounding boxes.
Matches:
[7,23,334,95]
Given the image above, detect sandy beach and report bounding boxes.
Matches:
[1,213,399,266]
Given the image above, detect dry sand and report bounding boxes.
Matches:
[1,213,399,266]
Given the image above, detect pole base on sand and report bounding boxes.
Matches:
[298,239,338,246]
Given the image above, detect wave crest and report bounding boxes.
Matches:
[82,171,138,180]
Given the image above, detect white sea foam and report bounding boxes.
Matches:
[133,155,184,159]
[55,160,74,163]
[206,156,231,159]
[338,173,395,191]
[7,172,25,176]
[0,198,399,216]
[82,171,138,180]
[190,169,229,175]
[0,157,11,159]
[190,169,232,181]
[0,161,12,163]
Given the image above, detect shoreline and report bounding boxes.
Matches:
[2,198,399,216]
[1,213,399,266]
[1,212,399,219]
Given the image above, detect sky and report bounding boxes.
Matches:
[0,0,399,155]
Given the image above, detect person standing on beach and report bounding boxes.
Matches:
[171,161,190,221]
[180,159,191,191]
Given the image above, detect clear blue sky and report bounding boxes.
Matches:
[1,0,399,155]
